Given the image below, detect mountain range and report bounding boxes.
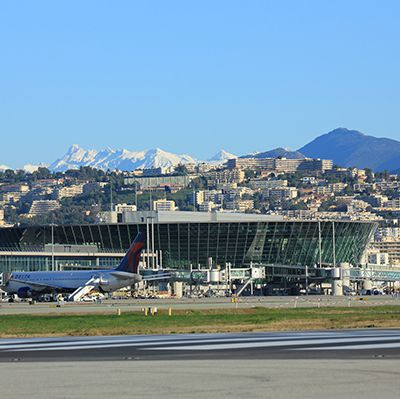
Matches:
[47,145,237,172]
[299,128,400,172]
[2,128,400,173]
[241,147,305,160]
[0,165,10,172]
[241,128,400,172]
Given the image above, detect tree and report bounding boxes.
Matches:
[364,168,374,183]
[174,164,188,176]
[32,167,52,180]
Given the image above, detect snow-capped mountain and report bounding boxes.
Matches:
[49,145,198,172]
[23,163,50,173]
[208,150,237,164]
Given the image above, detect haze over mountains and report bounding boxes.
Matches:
[2,128,400,173]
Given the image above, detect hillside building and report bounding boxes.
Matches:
[153,199,177,212]
[27,200,61,217]
[227,157,332,173]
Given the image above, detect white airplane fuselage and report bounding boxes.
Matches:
[2,270,142,298]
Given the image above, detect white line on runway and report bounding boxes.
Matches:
[294,342,400,350]
[3,334,360,352]
[2,331,400,352]
[149,336,400,351]
[3,332,381,351]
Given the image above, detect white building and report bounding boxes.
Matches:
[198,201,216,212]
[153,199,177,212]
[115,203,137,213]
[225,200,254,212]
[53,184,84,199]
[264,187,298,200]
[28,200,61,217]
[248,179,288,190]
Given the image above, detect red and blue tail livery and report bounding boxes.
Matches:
[115,232,145,274]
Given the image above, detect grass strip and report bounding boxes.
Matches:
[1,306,400,338]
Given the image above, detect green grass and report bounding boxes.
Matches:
[1,306,400,337]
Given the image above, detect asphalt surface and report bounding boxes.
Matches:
[1,358,400,399]
[1,329,400,362]
[1,295,400,314]
[1,330,400,398]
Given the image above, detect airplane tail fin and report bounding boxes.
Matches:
[115,232,146,274]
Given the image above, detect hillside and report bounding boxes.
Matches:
[241,147,305,159]
[299,128,400,172]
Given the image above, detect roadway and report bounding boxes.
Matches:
[0,330,400,398]
[1,294,400,314]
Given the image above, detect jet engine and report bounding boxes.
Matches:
[17,287,34,299]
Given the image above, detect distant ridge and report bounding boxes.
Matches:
[49,145,197,172]
[241,147,305,159]
[208,150,237,164]
[23,163,50,173]
[0,164,11,172]
[7,128,400,173]
[299,128,400,172]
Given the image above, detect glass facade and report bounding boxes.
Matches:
[0,255,122,273]
[0,220,376,272]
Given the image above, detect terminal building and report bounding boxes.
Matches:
[0,212,376,276]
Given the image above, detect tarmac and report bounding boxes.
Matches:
[1,294,400,314]
[1,330,400,398]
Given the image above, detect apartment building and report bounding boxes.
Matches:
[225,199,254,212]
[263,187,298,200]
[153,199,177,212]
[27,200,61,217]
[227,157,332,173]
[53,184,84,199]
[205,169,245,186]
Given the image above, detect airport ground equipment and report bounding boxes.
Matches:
[68,276,100,301]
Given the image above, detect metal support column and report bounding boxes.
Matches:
[332,221,336,267]
[318,220,322,268]
[146,217,150,269]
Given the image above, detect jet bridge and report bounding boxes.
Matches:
[347,266,400,282]
[0,272,11,288]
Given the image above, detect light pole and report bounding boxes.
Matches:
[305,265,309,296]
[332,221,336,267]
[134,182,138,209]
[51,223,55,271]
[318,220,322,268]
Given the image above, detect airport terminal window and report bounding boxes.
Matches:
[0,221,377,272]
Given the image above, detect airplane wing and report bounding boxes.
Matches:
[109,271,137,280]
[143,273,172,281]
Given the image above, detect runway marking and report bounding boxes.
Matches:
[150,336,400,351]
[1,332,373,351]
[296,342,400,350]
[1,331,400,353]
[2,334,356,352]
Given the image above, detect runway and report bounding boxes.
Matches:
[1,330,400,398]
[1,329,400,362]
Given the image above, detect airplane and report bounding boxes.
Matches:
[0,232,169,301]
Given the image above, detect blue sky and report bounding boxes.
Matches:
[1,0,400,168]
